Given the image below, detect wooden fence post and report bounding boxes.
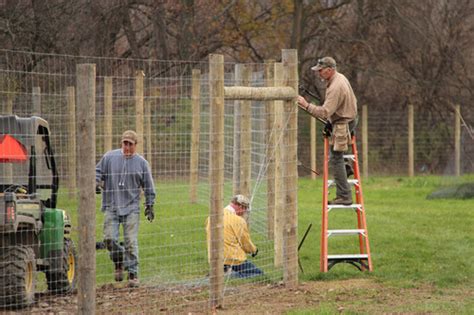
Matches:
[265,60,275,240]
[190,69,201,203]
[273,62,284,268]
[208,54,225,309]
[310,117,317,180]
[3,93,13,183]
[67,86,77,198]
[362,104,368,179]
[76,64,96,315]
[454,104,461,176]
[135,70,144,155]
[104,77,113,153]
[408,104,414,177]
[232,65,242,196]
[282,49,298,288]
[32,86,41,116]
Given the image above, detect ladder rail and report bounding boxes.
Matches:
[351,136,373,271]
[321,137,330,272]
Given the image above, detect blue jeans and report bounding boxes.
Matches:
[225,260,263,279]
[103,211,140,275]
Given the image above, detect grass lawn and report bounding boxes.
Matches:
[53,175,473,313]
[296,175,474,314]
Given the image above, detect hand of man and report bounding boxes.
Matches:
[296,96,309,110]
[322,121,332,137]
[251,248,258,257]
[145,205,154,222]
[95,185,102,194]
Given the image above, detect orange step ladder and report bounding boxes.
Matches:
[320,134,373,272]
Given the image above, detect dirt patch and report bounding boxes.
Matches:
[1,279,471,314]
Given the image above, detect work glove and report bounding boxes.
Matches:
[145,205,154,222]
[322,121,332,137]
[251,248,258,258]
[95,185,102,194]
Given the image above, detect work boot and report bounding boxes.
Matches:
[128,273,139,287]
[328,196,353,206]
[114,264,124,282]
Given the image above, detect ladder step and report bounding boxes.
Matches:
[327,229,365,237]
[328,179,359,187]
[328,254,368,259]
[327,204,363,211]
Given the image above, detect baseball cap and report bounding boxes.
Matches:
[231,194,250,208]
[121,130,138,144]
[311,57,337,71]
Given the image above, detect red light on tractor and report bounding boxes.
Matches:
[6,203,16,223]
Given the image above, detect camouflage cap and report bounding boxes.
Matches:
[311,57,337,71]
[231,194,250,208]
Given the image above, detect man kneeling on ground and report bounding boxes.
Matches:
[206,194,263,278]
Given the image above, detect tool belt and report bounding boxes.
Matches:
[329,122,352,152]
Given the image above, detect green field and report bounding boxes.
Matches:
[295,175,474,314]
[54,175,474,313]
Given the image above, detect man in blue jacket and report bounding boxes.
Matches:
[96,130,155,287]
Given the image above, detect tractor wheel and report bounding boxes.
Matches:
[0,246,36,309]
[46,239,77,294]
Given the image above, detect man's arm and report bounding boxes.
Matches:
[237,219,257,254]
[297,95,330,120]
[142,160,156,206]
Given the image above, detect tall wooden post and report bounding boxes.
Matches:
[67,87,77,198]
[145,89,152,170]
[310,117,317,180]
[362,105,368,179]
[208,54,225,309]
[408,104,414,177]
[265,60,275,240]
[190,69,201,203]
[282,49,298,287]
[454,104,461,176]
[232,66,241,196]
[240,65,252,198]
[273,62,284,268]
[232,64,252,197]
[104,77,113,153]
[135,70,144,155]
[32,86,41,116]
[76,64,96,315]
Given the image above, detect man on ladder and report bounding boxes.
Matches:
[297,56,357,205]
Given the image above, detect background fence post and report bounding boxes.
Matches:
[209,54,225,309]
[3,93,13,183]
[454,104,461,176]
[76,63,96,315]
[232,65,241,196]
[408,104,414,177]
[190,69,201,203]
[310,117,317,180]
[273,62,284,268]
[67,86,77,198]
[265,60,275,240]
[362,104,368,179]
[135,70,144,155]
[104,77,113,153]
[32,86,41,116]
[282,49,298,288]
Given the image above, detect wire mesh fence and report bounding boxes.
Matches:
[0,49,472,312]
[0,49,300,312]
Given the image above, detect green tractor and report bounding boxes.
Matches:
[0,115,77,309]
